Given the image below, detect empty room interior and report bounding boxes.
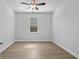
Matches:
[0,0,79,59]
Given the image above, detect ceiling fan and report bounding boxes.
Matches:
[21,0,46,10]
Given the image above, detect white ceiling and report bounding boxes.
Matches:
[3,0,66,12]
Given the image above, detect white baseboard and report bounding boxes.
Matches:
[77,55,79,59]
[52,40,78,59]
[0,40,15,53]
[16,40,51,42]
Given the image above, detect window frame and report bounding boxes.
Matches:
[29,15,39,33]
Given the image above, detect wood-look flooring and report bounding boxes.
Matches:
[0,54,1,59]
[1,42,77,59]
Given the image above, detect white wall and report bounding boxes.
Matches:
[52,0,79,58]
[15,12,52,41]
[0,0,15,53]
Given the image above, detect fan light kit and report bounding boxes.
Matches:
[21,0,46,11]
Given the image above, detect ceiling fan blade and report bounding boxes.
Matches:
[26,7,31,9]
[36,3,46,5]
[21,2,31,5]
[35,7,39,10]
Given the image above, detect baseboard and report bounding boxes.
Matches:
[77,55,79,59]
[52,40,78,59]
[0,40,15,53]
[16,40,52,43]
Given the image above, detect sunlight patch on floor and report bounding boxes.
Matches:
[24,44,37,48]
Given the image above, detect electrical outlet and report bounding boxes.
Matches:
[0,42,3,45]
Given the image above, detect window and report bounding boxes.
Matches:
[30,15,38,32]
